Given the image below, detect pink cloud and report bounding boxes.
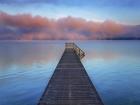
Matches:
[0,12,52,28]
[0,11,139,40]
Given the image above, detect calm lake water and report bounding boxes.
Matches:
[0,40,140,105]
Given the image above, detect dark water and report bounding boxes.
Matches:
[0,40,140,105]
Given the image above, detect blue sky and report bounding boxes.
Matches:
[0,0,140,25]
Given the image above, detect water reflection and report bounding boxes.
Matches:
[0,41,64,69]
[0,40,140,105]
[81,41,140,105]
[0,41,64,105]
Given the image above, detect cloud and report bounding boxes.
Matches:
[0,11,139,40]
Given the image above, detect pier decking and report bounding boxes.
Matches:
[38,43,104,105]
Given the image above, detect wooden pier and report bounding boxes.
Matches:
[38,43,104,105]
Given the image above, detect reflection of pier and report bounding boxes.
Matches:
[38,43,104,105]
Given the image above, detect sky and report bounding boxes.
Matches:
[0,0,140,40]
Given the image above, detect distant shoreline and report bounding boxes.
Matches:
[0,37,140,40]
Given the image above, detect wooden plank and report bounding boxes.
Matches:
[38,43,104,105]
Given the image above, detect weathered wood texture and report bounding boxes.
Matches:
[38,43,104,105]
